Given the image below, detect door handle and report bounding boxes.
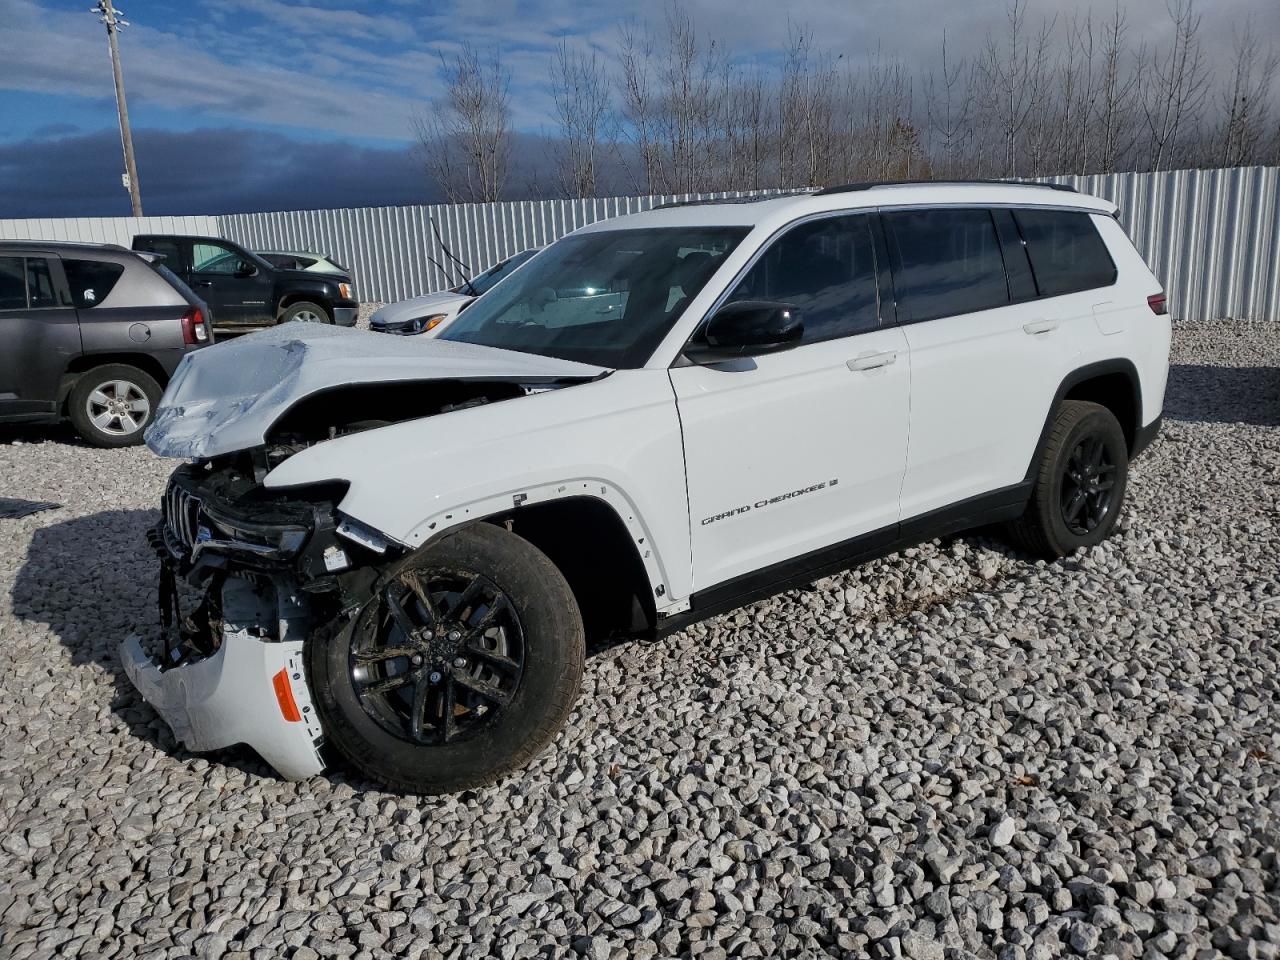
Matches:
[194,280,213,288]
[1023,319,1060,336]
[847,350,898,371]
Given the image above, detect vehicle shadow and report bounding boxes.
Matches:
[11,507,276,780]
[0,422,88,447]
[1164,364,1280,427]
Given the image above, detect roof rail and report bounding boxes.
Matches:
[653,192,808,210]
[812,179,1077,196]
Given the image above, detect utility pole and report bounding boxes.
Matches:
[93,0,144,216]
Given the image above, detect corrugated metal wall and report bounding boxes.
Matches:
[0,214,220,247]
[3,167,1277,320]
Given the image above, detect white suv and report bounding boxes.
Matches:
[124,182,1171,794]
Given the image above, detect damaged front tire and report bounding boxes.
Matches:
[308,523,585,794]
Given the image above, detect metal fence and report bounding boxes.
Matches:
[3,167,1278,321]
[0,214,219,247]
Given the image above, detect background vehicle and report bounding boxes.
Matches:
[129,182,1170,794]
[0,241,212,446]
[132,234,357,329]
[255,250,349,275]
[370,247,538,336]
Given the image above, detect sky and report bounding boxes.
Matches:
[0,0,1276,217]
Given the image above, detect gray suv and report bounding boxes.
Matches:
[0,241,213,447]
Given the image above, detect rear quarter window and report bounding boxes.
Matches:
[63,259,126,308]
[1013,209,1117,297]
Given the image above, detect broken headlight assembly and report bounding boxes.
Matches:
[199,499,311,556]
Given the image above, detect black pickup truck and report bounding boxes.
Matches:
[132,234,357,330]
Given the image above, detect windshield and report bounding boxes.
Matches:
[461,248,538,297]
[440,227,749,368]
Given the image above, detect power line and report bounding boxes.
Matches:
[92,1,143,216]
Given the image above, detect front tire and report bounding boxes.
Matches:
[280,301,332,324]
[67,364,162,448]
[309,524,585,794]
[1007,399,1129,559]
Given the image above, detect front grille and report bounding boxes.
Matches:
[163,482,202,553]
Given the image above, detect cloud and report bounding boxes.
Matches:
[0,126,634,218]
[0,128,427,217]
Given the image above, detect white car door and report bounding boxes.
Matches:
[883,207,1083,520]
[671,213,911,592]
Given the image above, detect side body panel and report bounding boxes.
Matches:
[265,370,695,607]
[1085,215,1172,426]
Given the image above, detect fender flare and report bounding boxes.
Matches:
[402,478,684,613]
[1024,358,1142,481]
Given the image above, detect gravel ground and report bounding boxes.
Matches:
[1,322,1277,960]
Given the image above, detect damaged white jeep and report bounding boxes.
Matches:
[124,182,1170,794]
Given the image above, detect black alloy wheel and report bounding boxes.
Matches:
[1059,433,1118,535]
[351,567,525,745]
[309,522,585,794]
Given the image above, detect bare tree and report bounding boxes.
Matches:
[1214,24,1278,167]
[977,0,1049,176]
[1091,4,1142,173]
[925,33,976,179]
[618,21,663,193]
[415,45,512,202]
[1142,0,1212,171]
[550,40,613,197]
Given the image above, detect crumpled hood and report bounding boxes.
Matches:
[145,322,607,460]
[370,291,472,327]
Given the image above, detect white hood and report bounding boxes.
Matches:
[370,290,472,327]
[145,322,607,460]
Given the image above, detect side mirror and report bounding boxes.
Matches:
[684,300,803,364]
[234,261,259,278]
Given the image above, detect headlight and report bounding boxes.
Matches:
[408,313,448,335]
[201,501,311,554]
[338,282,353,300]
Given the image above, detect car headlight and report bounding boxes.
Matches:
[408,313,448,335]
[200,501,311,554]
[338,282,353,300]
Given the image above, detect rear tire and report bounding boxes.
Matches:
[67,364,162,448]
[280,301,332,324]
[308,523,584,794]
[1006,400,1129,559]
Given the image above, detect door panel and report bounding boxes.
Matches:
[190,241,272,326]
[673,328,910,590]
[0,255,81,418]
[897,305,1079,518]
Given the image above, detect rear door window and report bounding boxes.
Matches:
[63,259,126,308]
[883,209,1010,323]
[0,257,26,309]
[1013,209,1117,296]
[0,256,59,309]
[139,239,186,272]
[26,258,58,307]
[726,214,880,343]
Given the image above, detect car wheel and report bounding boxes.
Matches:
[1007,399,1129,559]
[67,364,162,448]
[308,523,585,794]
[281,301,332,324]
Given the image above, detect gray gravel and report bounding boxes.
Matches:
[1,322,1277,960]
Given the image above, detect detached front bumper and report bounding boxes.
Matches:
[120,629,325,780]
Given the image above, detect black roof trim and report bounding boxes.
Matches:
[653,192,807,210]
[813,179,1078,196]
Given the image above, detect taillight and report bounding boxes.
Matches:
[1147,293,1168,316]
[181,306,211,345]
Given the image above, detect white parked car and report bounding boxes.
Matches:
[369,248,539,336]
[255,250,350,275]
[125,182,1171,794]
